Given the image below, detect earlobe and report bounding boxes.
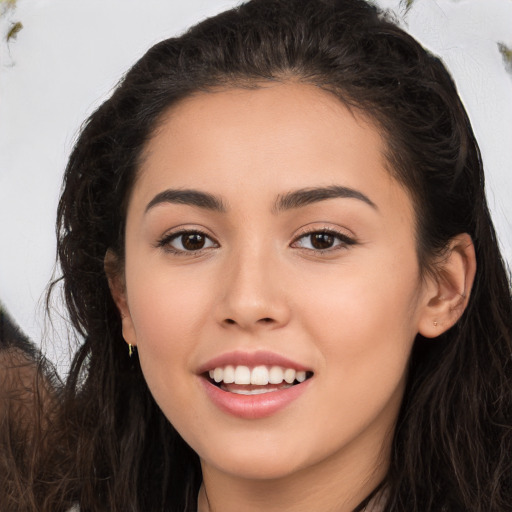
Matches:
[418,233,476,339]
[104,249,137,347]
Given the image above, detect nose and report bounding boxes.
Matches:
[214,246,291,332]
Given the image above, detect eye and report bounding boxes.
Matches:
[158,230,218,253]
[292,230,355,251]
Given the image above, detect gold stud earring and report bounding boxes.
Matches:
[128,344,134,357]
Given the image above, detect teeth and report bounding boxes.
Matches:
[250,366,269,385]
[213,367,223,383]
[229,385,292,395]
[268,366,284,384]
[207,365,309,386]
[296,370,306,383]
[234,365,251,385]
[223,365,235,384]
[284,368,296,384]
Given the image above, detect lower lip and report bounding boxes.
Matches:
[201,378,311,419]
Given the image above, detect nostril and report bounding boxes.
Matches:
[222,317,275,326]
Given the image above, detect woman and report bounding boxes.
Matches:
[35,0,511,510]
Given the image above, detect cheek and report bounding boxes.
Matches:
[299,253,422,379]
[125,267,214,424]
[127,263,215,346]
[123,263,221,414]
[290,260,421,445]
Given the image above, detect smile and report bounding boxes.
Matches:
[208,365,309,395]
[199,352,314,418]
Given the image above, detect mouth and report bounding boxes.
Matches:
[199,353,314,418]
[205,365,314,395]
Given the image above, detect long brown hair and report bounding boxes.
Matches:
[34,0,512,510]
[0,306,57,512]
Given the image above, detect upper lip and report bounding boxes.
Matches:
[197,350,312,374]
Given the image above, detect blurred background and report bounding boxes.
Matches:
[1,0,511,372]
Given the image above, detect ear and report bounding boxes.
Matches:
[418,233,476,338]
[104,249,137,347]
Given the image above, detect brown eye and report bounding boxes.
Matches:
[292,230,355,252]
[181,233,206,251]
[310,233,335,250]
[160,230,217,253]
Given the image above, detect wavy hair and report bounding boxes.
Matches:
[0,306,57,512]
[36,0,512,510]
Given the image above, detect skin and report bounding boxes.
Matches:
[111,83,475,512]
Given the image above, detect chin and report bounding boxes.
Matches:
[196,437,310,480]
[208,456,305,481]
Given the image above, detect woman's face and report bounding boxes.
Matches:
[116,83,436,484]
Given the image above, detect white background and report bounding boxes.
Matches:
[1,0,511,370]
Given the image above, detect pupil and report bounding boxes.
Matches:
[182,233,205,250]
[311,233,334,249]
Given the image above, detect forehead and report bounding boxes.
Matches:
[131,82,410,221]
[142,84,383,176]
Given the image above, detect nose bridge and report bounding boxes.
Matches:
[217,236,289,329]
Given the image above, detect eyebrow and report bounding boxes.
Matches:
[145,189,226,213]
[273,185,377,213]
[145,185,376,215]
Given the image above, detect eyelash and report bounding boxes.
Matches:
[291,229,356,253]
[157,228,356,255]
[157,229,218,255]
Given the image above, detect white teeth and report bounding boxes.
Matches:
[296,370,306,383]
[283,368,296,384]
[234,365,251,385]
[213,367,223,383]
[223,365,235,384]
[268,366,284,384]
[250,365,269,385]
[208,364,310,386]
[229,385,292,395]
